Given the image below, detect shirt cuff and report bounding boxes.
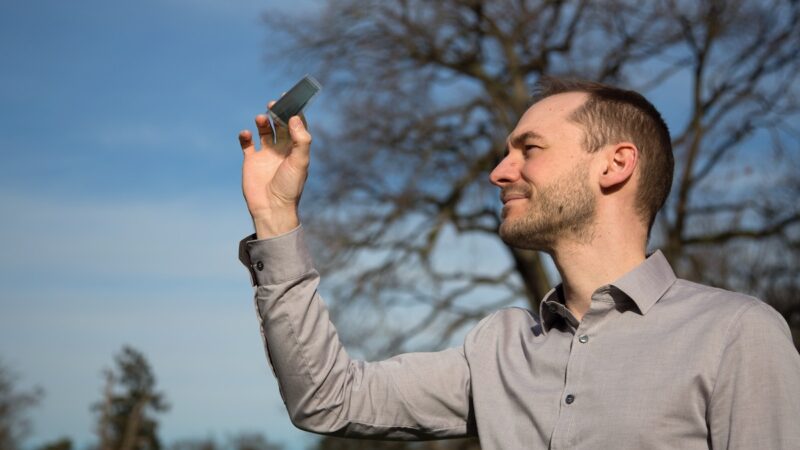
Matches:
[238,225,314,286]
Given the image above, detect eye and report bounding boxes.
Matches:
[524,144,542,154]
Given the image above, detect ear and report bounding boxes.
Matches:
[599,142,638,190]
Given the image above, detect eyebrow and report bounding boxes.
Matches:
[507,130,545,150]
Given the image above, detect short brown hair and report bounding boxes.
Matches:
[531,77,674,234]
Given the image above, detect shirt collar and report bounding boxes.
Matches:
[539,286,575,333]
[612,250,676,315]
[538,250,677,332]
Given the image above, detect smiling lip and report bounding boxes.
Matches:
[502,193,529,204]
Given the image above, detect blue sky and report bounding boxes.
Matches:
[0,0,321,448]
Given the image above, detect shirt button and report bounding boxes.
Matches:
[255,261,264,271]
[578,334,589,343]
[565,394,575,404]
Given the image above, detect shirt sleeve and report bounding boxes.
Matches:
[707,300,800,449]
[238,226,476,439]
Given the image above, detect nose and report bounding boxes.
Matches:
[489,154,521,187]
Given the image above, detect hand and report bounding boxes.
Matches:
[238,104,311,239]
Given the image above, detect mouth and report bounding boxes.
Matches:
[501,193,529,204]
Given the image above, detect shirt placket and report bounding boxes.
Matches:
[549,291,616,450]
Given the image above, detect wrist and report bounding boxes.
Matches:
[251,209,300,239]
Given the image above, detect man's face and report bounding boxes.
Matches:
[490,92,597,251]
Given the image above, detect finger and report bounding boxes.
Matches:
[255,114,273,148]
[238,130,255,155]
[288,116,312,166]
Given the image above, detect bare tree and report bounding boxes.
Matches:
[0,360,43,450]
[262,0,800,359]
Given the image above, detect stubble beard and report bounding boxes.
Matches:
[499,163,597,252]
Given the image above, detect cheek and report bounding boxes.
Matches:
[520,159,545,184]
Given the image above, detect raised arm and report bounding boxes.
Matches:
[237,110,475,439]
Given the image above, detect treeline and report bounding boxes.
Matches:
[1,348,478,450]
[0,347,284,450]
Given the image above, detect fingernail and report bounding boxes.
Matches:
[290,117,301,129]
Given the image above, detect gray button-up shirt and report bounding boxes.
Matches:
[239,227,800,449]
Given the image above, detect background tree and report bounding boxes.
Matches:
[264,0,800,357]
[93,346,169,450]
[313,436,480,450]
[0,359,43,450]
[36,437,73,450]
[170,433,282,450]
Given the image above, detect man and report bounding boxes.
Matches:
[237,78,800,449]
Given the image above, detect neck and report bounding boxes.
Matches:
[550,220,647,322]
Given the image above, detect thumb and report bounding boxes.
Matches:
[288,116,312,166]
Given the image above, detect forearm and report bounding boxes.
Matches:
[239,227,474,438]
[254,261,351,431]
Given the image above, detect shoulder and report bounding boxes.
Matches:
[464,307,539,346]
[666,279,793,347]
[472,306,538,330]
[719,296,794,347]
[663,278,766,321]
[669,278,756,306]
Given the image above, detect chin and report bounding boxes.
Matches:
[501,204,526,220]
[498,217,522,241]
[498,216,554,252]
